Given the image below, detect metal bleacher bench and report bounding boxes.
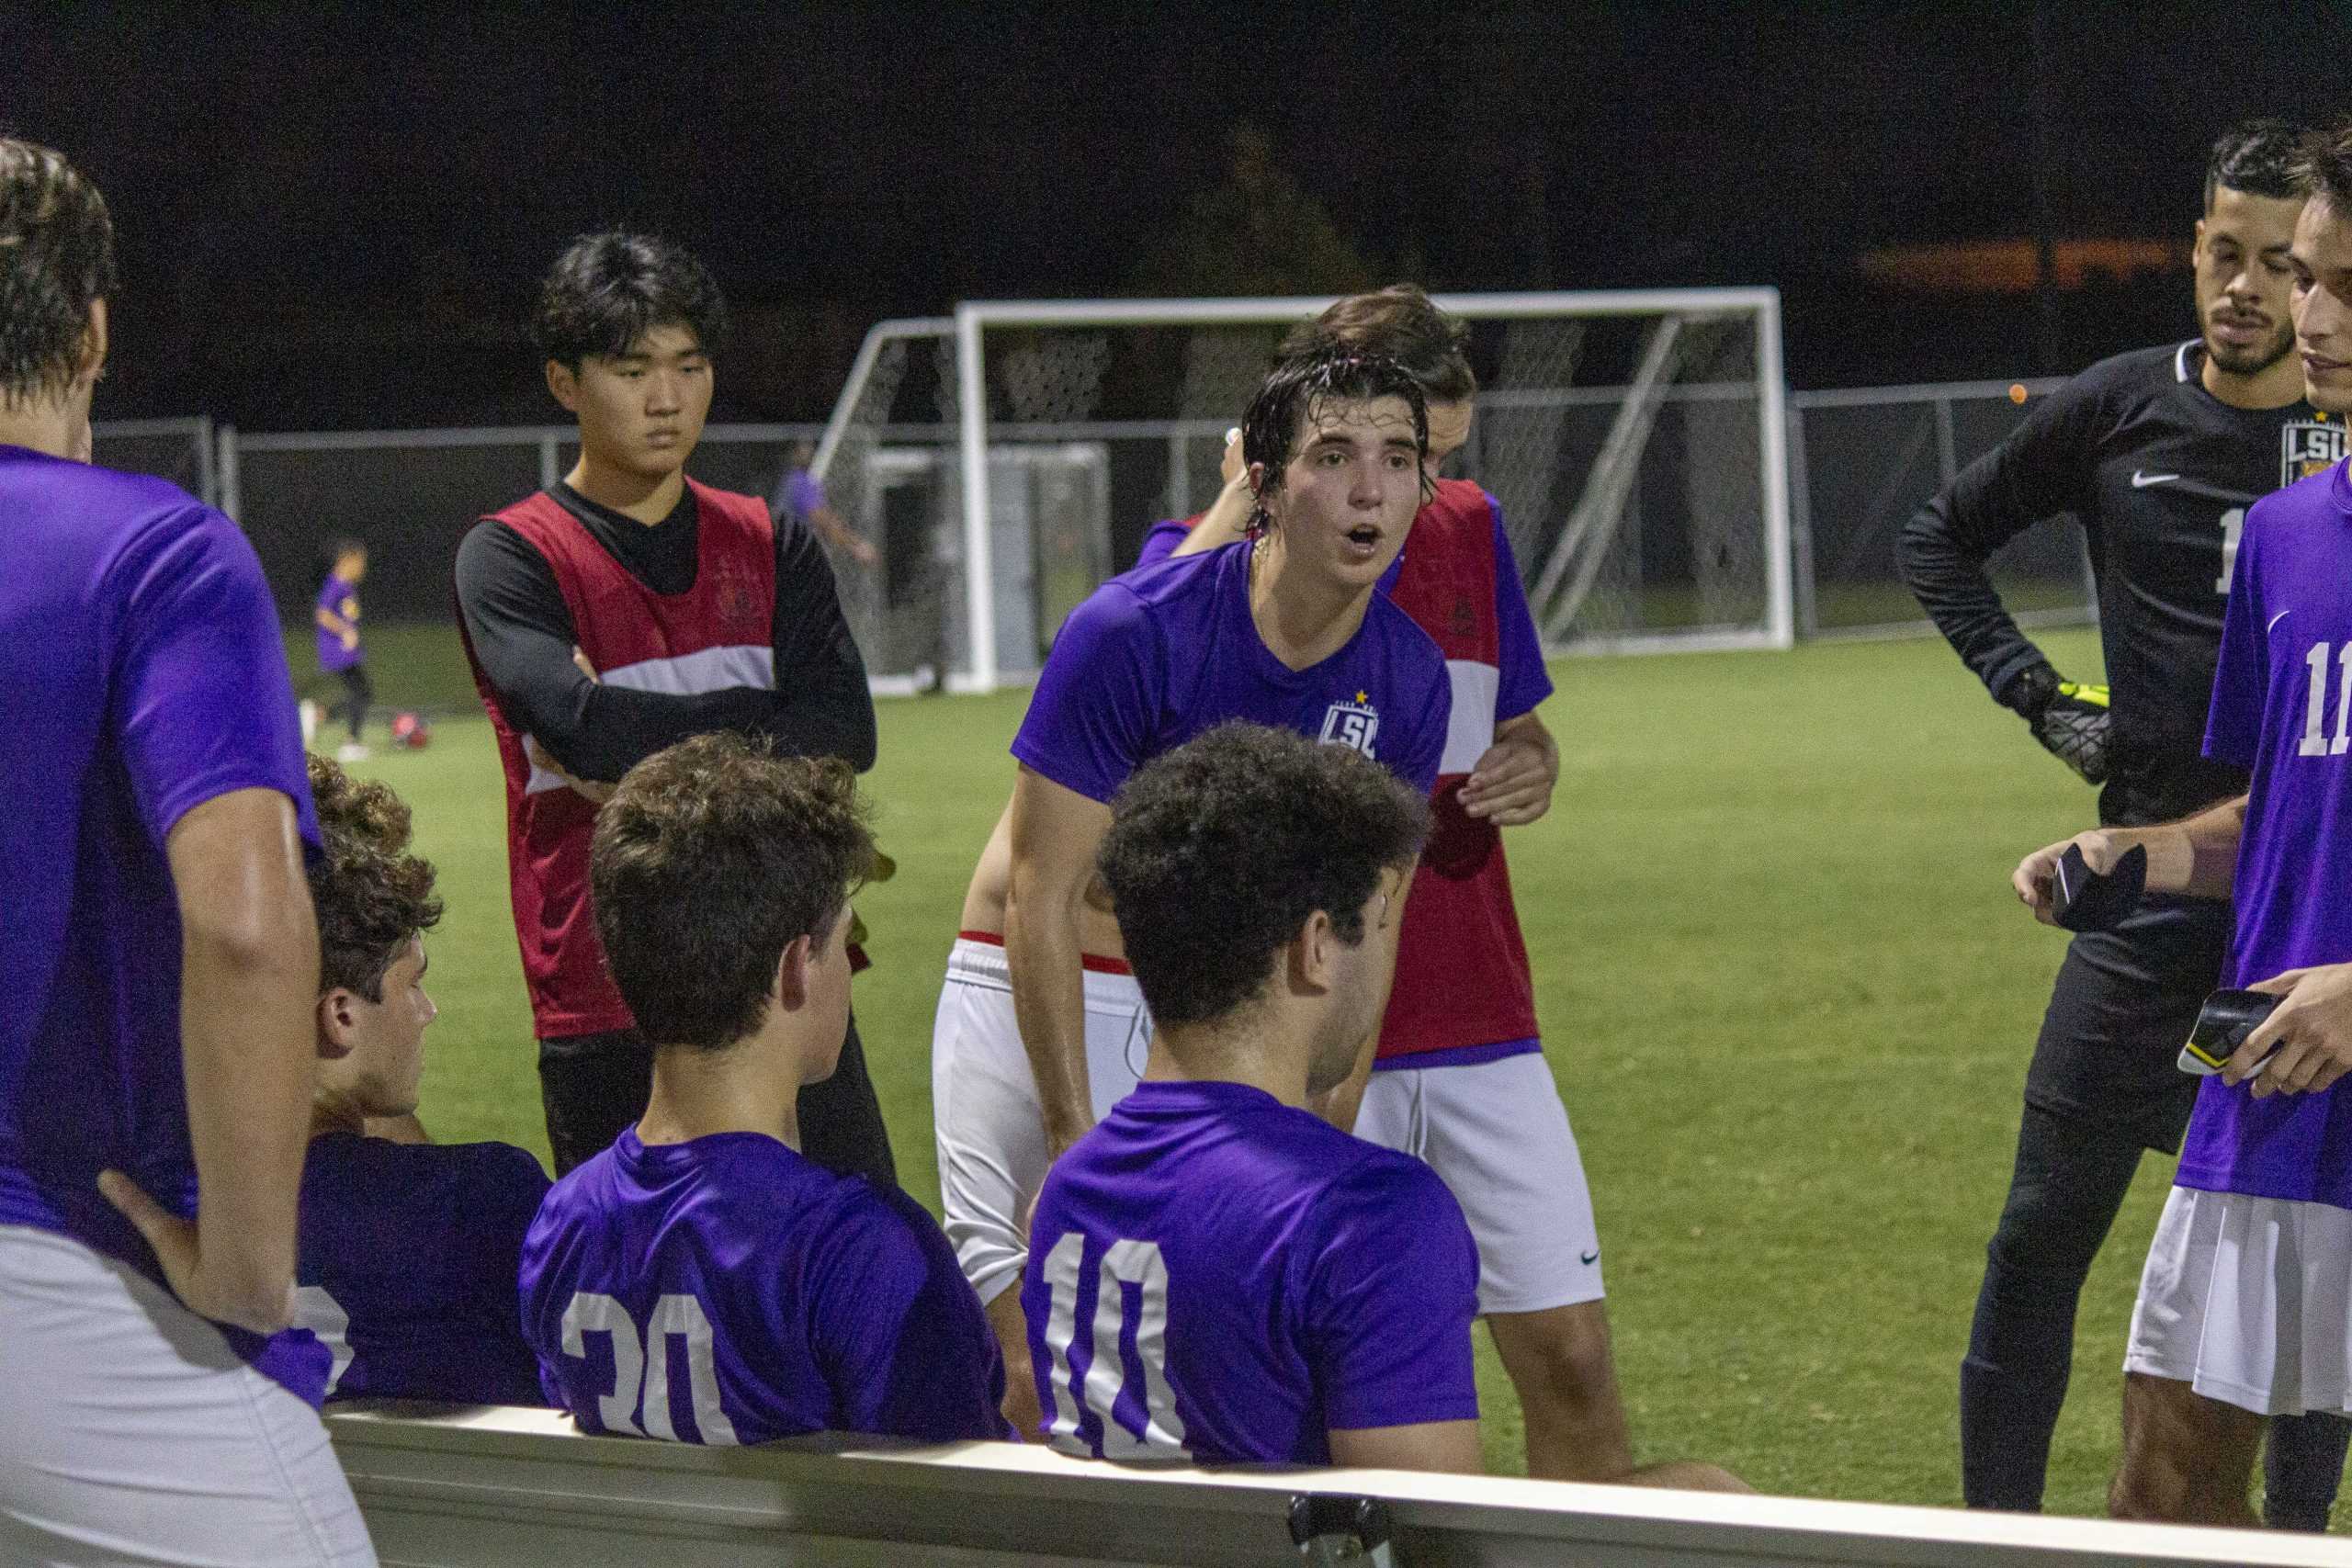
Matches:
[329,1403,2349,1568]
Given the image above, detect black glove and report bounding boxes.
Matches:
[2001,663,2110,785]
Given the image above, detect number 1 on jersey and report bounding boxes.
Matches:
[2218,507,2246,595]
[2301,641,2352,758]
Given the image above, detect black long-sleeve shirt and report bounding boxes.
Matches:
[1899,341,2335,826]
[454,482,876,782]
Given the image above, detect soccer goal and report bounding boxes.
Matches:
[813,292,1791,694]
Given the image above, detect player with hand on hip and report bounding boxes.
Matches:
[0,138,373,1566]
[2015,129,2352,1524]
[1903,118,2351,1523]
[933,350,1453,1438]
[1025,722,1479,1470]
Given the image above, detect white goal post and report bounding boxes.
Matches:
[815,290,1792,694]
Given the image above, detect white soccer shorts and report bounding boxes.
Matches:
[2124,1185,2352,1418]
[932,937,1153,1307]
[0,1224,377,1567]
[1353,1050,1604,1316]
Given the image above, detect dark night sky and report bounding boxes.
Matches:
[11,1,2351,427]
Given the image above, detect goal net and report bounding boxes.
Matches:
[814,292,1790,694]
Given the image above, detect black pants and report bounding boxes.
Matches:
[333,663,372,742]
[537,1014,898,1188]
[1962,897,2349,1524]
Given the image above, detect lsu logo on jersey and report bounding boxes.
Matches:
[1319,690,1380,758]
[2283,414,2346,484]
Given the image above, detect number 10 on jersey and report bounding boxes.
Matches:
[1038,1232,1190,1460]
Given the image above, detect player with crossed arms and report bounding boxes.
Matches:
[933,350,1453,1436]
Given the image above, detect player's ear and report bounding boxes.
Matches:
[77,298,108,387]
[774,933,815,1010]
[1292,908,1338,993]
[316,989,359,1059]
[545,359,581,412]
[2194,216,2208,257]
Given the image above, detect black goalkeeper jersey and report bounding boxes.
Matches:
[1901,341,2344,827]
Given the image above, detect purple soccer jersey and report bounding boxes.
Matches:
[298,1133,551,1405]
[0,446,326,1402]
[1012,543,1451,802]
[519,1127,1012,1444]
[2183,460,2352,1209]
[316,570,361,672]
[774,467,825,523]
[1022,1081,1480,1464]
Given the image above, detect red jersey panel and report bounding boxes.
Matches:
[1375,479,1548,1061]
[460,482,777,1038]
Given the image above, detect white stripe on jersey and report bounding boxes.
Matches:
[1438,659,1500,776]
[523,642,775,795]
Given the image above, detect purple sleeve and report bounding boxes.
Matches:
[1306,1159,1480,1432]
[2205,502,2269,769]
[114,508,320,852]
[1486,500,1554,721]
[1135,519,1193,570]
[1010,585,1161,802]
[786,470,827,518]
[812,1188,1012,1440]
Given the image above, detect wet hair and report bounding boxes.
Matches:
[1279,285,1476,403]
[2295,119,2352,224]
[2208,118,2308,211]
[307,754,443,1002]
[591,733,872,1053]
[531,231,729,369]
[0,138,117,410]
[1097,723,1428,1028]
[1238,350,1432,534]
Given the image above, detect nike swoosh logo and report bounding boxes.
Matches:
[1579,1250,1600,1266]
[2132,470,2181,488]
[2270,609,2293,633]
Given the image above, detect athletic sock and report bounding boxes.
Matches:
[2264,1410,2350,1531]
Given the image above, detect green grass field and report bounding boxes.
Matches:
[329,621,2269,1518]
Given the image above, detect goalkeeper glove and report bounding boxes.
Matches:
[2002,664,2110,785]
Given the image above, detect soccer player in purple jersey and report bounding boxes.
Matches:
[933,352,1451,1437]
[2011,122,2352,1527]
[294,755,552,1407]
[521,735,1009,1445]
[0,141,374,1564]
[1023,723,1479,1469]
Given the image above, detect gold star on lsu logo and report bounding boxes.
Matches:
[1320,692,1380,758]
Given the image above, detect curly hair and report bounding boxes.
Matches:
[1097,723,1429,1028]
[1279,285,1476,404]
[591,733,874,1053]
[0,138,117,411]
[531,231,729,368]
[306,754,443,1001]
[1239,349,1433,535]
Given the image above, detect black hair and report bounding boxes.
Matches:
[1097,722,1428,1028]
[1279,285,1476,403]
[1238,350,1432,535]
[531,231,729,369]
[2208,118,2308,210]
[0,139,116,410]
[591,733,872,1053]
[2296,119,2352,223]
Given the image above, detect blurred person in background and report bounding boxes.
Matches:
[315,536,372,761]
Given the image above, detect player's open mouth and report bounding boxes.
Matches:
[1343,525,1383,558]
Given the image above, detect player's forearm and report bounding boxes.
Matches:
[2121,795,2246,898]
[1897,495,2049,702]
[314,606,352,636]
[1002,877,1095,1150]
[176,818,320,1330]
